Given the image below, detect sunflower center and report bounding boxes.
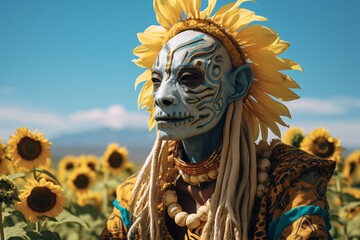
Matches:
[291,133,304,148]
[27,186,56,213]
[0,180,12,191]
[73,174,90,189]
[109,152,123,168]
[87,163,96,171]
[17,137,42,161]
[311,137,335,158]
[65,163,74,170]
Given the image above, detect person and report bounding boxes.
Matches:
[101,0,336,239]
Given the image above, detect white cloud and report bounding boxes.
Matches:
[0,104,148,138]
[0,107,66,127]
[285,96,360,116]
[286,98,345,115]
[69,105,148,129]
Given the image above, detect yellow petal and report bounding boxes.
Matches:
[265,40,290,55]
[222,9,240,30]
[154,0,181,28]
[236,25,278,50]
[179,0,201,18]
[250,64,300,89]
[137,80,153,109]
[201,0,217,18]
[251,88,291,117]
[135,69,152,90]
[283,59,303,72]
[252,80,300,101]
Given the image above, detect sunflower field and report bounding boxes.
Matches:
[0,127,138,240]
[0,126,360,239]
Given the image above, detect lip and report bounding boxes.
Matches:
[155,116,194,123]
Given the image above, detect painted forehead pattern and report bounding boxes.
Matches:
[153,32,227,76]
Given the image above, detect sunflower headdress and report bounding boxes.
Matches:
[134,0,302,140]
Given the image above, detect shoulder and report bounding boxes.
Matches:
[269,142,336,185]
[115,173,138,210]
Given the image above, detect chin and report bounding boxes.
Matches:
[156,126,195,141]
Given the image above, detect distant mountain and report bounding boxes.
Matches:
[51,128,156,164]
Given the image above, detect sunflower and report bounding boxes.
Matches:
[102,143,129,175]
[0,138,11,175]
[300,128,343,161]
[343,150,360,186]
[0,175,19,205]
[76,191,103,208]
[57,155,79,171]
[16,178,65,222]
[282,126,304,148]
[67,167,96,194]
[6,127,51,171]
[79,155,98,172]
[134,0,302,140]
[123,161,137,176]
[108,187,117,201]
[57,155,79,182]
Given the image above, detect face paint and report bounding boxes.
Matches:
[152,30,234,140]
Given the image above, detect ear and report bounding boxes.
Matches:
[228,64,253,102]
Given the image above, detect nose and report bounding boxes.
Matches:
[154,78,178,107]
[155,95,176,107]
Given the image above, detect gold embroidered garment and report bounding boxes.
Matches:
[100,143,336,239]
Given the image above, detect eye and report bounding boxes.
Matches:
[178,68,204,88]
[151,72,162,91]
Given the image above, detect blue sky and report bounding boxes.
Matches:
[0,0,359,148]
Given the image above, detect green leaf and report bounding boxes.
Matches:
[53,209,89,228]
[341,201,360,211]
[4,223,30,240]
[35,168,62,186]
[7,173,26,181]
[6,210,28,224]
[348,214,360,237]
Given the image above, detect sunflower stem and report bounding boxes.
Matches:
[102,172,109,215]
[0,202,5,240]
[35,221,41,232]
[33,167,39,182]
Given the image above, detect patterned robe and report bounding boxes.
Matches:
[100,143,336,239]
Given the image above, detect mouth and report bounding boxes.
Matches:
[155,116,194,124]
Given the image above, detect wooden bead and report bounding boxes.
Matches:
[257,172,269,184]
[197,205,209,221]
[189,175,200,185]
[205,198,211,208]
[167,203,182,218]
[163,190,178,206]
[197,173,209,182]
[181,172,190,183]
[208,169,218,180]
[256,184,265,197]
[186,213,201,229]
[263,150,273,159]
[174,211,188,227]
[258,158,271,172]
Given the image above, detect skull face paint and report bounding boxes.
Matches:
[152,30,235,140]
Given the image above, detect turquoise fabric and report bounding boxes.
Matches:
[112,199,132,229]
[268,205,332,240]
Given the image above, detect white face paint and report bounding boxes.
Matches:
[152,30,235,140]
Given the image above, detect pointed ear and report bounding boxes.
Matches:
[228,64,253,102]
